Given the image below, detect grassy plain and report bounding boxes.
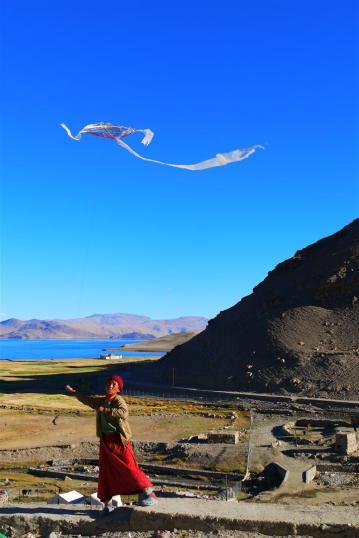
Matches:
[0,359,250,502]
[0,358,249,449]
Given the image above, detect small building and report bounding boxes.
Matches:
[47,490,85,505]
[99,353,122,360]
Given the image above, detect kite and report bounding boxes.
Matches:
[61,122,262,171]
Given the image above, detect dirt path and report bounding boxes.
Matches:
[1,500,358,537]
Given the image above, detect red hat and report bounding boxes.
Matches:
[106,375,124,392]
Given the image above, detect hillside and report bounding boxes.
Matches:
[0,313,207,340]
[152,220,359,399]
[119,331,198,352]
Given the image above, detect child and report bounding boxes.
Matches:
[65,375,157,512]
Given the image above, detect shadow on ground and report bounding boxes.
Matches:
[0,361,154,395]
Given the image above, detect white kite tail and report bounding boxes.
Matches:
[116,137,263,171]
[140,129,154,146]
[60,123,83,141]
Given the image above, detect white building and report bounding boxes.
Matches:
[99,353,122,360]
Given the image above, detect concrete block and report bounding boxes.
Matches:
[302,465,317,483]
[88,492,104,507]
[264,462,289,486]
[335,432,358,455]
[111,494,122,507]
[272,462,289,484]
[207,431,239,444]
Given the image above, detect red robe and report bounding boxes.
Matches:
[97,434,152,501]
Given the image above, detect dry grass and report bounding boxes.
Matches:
[0,359,107,377]
[0,409,232,449]
[0,393,91,411]
[0,359,250,450]
[0,357,153,378]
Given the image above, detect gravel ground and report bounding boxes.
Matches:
[316,471,359,488]
[41,529,311,538]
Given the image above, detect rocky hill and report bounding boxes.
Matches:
[152,220,359,399]
[0,313,207,340]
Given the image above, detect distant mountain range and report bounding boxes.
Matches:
[0,313,208,340]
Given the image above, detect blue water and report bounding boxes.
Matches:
[0,339,164,360]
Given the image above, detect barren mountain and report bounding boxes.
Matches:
[0,313,207,340]
[152,220,359,399]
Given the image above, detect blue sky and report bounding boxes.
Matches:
[1,0,358,321]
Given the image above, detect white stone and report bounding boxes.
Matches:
[47,490,85,504]
[89,492,104,507]
[111,494,122,507]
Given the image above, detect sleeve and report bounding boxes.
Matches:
[109,397,129,419]
[75,393,103,410]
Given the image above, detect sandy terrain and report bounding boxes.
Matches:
[271,484,359,506]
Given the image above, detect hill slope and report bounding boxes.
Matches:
[152,220,359,399]
[0,313,207,340]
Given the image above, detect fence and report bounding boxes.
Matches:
[122,387,243,404]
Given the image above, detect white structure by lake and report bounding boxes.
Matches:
[99,353,122,360]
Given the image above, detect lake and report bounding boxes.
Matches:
[0,339,164,360]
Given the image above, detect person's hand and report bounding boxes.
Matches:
[98,406,105,413]
[65,385,76,394]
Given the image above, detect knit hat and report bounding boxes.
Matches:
[106,375,124,392]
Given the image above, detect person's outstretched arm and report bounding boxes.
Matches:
[65,384,103,409]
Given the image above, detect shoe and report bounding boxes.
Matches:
[138,492,158,506]
[101,505,115,516]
